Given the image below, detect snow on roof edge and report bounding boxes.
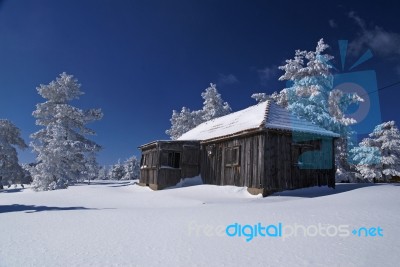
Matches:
[138,139,200,149]
[266,124,340,137]
[265,101,340,138]
[175,100,340,142]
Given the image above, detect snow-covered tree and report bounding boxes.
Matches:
[201,83,231,121]
[30,72,103,191]
[277,39,336,130]
[165,107,202,140]
[0,120,27,188]
[166,83,231,139]
[351,121,400,182]
[269,90,289,107]
[84,152,100,184]
[328,89,363,127]
[123,156,140,180]
[21,163,34,185]
[109,161,125,180]
[272,39,363,181]
[98,165,109,180]
[251,93,268,103]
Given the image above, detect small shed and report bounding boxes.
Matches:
[140,100,340,196]
[138,140,200,190]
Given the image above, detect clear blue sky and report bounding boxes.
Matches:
[0,0,399,166]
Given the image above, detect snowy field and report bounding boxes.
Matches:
[1,180,400,267]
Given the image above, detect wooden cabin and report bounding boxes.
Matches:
[138,140,200,190]
[139,100,339,196]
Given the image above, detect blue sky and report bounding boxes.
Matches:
[0,0,399,166]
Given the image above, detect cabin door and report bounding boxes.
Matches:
[222,146,241,186]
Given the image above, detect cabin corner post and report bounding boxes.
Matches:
[247,187,277,197]
[137,182,166,191]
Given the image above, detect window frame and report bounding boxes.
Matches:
[140,150,157,169]
[224,146,240,167]
[291,139,322,167]
[160,150,181,169]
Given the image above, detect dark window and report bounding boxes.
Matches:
[140,154,145,166]
[140,151,157,168]
[292,139,322,167]
[161,151,181,168]
[170,152,181,168]
[140,154,149,167]
[225,146,240,167]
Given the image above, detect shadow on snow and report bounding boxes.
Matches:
[270,183,386,198]
[75,181,134,187]
[0,204,96,214]
[107,182,136,188]
[0,188,24,193]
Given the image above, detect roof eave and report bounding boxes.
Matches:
[266,127,340,138]
[199,126,266,144]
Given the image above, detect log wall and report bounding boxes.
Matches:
[139,141,200,188]
[200,133,265,188]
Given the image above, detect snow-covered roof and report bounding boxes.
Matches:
[177,100,339,141]
[265,101,340,137]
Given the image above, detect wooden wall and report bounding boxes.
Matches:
[139,141,200,188]
[201,131,335,193]
[139,144,158,186]
[200,133,265,188]
[264,131,335,192]
[140,131,335,194]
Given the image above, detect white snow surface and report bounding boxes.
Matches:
[178,101,339,141]
[1,181,399,266]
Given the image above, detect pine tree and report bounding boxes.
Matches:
[277,39,336,131]
[109,161,125,180]
[0,120,27,188]
[165,107,201,140]
[351,121,400,182]
[21,163,34,185]
[201,83,231,121]
[251,93,268,103]
[84,152,99,184]
[30,72,103,191]
[166,83,231,139]
[98,165,108,180]
[273,39,363,181]
[123,156,140,180]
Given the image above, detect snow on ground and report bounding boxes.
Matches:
[1,181,400,267]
